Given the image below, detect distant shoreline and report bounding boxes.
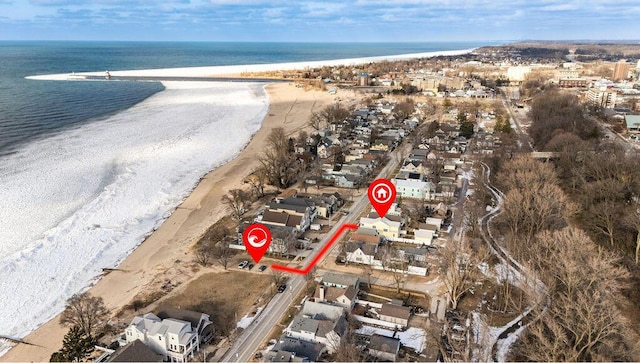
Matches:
[26,48,477,81]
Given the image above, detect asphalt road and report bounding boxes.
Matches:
[221,144,409,362]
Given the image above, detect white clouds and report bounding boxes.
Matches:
[2,0,640,40]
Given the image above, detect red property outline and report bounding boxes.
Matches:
[270,223,358,275]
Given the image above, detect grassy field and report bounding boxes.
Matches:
[160,270,272,336]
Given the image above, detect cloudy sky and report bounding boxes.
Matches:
[1,0,639,42]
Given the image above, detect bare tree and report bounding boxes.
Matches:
[259,127,301,189]
[380,243,407,293]
[518,227,634,362]
[245,167,268,199]
[309,104,351,130]
[586,199,619,246]
[221,189,251,220]
[360,263,374,289]
[270,269,284,294]
[60,293,109,339]
[195,224,229,266]
[194,241,214,266]
[624,201,640,264]
[440,240,489,310]
[394,97,415,120]
[212,243,234,270]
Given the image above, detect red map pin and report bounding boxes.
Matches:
[243,223,272,263]
[368,179,396,218]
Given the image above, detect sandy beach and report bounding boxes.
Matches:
[1,82,339,362]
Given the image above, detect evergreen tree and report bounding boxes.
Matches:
[52,325,94,362]
[494,113,512,133]
[459,121,475,139]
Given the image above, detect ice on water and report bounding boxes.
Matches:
[0,81,268,352]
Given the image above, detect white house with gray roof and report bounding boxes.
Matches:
[123,313,201,362]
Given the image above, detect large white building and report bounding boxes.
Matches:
[123,312,206,362]
[506,66,531,82]
[392,178,435,200]
[587,88,617,109]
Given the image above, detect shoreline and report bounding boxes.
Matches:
[25,48,476,81]
[0,81,339,362]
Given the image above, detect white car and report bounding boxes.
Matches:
[238,260,249,268]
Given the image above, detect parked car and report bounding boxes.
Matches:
[238,260,249,269]
[277,284,287,293]
[248,263,255,270]
[258,265,267,272]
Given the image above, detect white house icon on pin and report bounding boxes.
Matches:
[376,188,388,199]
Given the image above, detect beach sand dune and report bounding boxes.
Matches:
[1,82,338,362]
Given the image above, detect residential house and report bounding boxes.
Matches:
[264,197,317,232]
[263,350,305,362]
[322,272,360,289]
[413,228,435,245]
[379,303,412,328]
[400,160,427,175]
[425,217,443,229]
[285,316,347,354]
[317,139,333,159]
[399,246,430,264]
[270,197,317,219]
[368,334,400,362]
[284,301,349,354]
[444,160,457,171]
[368,207,404,221]
[344,241,378,266]
[370,141,390,152]
[266,336,325,362]
[349,158,376,173]
[122,313,203,362]
[349,232,382,245]
[359,217,401,239]
[261,210,305,232]
[268,225,299,256]
[297,192,343,219]
[156,307,214,344]
[408,149,429,162]
[334,174,359,188]
[315,285,358,310]
[354,227,380,237]
[106,340,163,362]
[392,178,435,200]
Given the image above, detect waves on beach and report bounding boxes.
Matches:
[0,81,268,351]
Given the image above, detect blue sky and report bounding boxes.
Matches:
[1,0,640,42]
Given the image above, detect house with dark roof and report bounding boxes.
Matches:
[315,285,358,310]
[296,192,343,218]
[264,197,317,231]
[321,272,360,289]
[379,303,412,328]
[261,210,305,231]
[368,334,400,362]
[107,340,163,362]
[266,336,324,362]
[349,232,382,245]
[344,241,378,266]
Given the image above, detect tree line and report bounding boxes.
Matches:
[486,87,640,360]
[493,156,637,361]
